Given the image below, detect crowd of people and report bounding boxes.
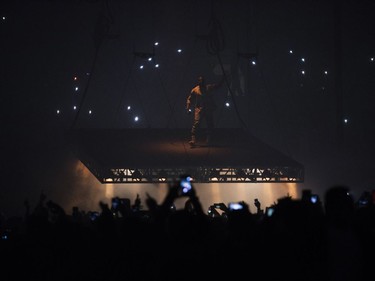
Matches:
[1,179,374,281]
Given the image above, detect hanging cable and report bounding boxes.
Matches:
[70,36,102,130]
[204,0,248,130]
[71,2,116,130]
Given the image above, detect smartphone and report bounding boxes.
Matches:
[179,175,192,194]
[112,197,120,209]
[228,202,243,211]
[266,207,275,217]
[310,194,318,204]
[90,211,100,221]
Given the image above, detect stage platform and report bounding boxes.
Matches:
[67,128,304,184]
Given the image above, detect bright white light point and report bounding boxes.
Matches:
[148,57,152,61]
[134,116,139,122]
[225,102,230,107]
[177,49,182,53]
[251,60,256,65]
[155,64,159,68]
[89,110,92,114]
[344,118,348,124]
[56,110,60,114]
[139,65,144,69]
[301,58,305,62]
[75,87,79,91]
[73,76,78,81]
[154,42,159,46]
[371,57,374,61]
[324,71,328,75]
[301,70,305,75]
[2,17,5,20]
[127,105,131,110]
[73,106,77,110]
[289,50,293,54]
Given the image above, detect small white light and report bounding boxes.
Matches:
[301,58,305,62]
[75,86,79,91]
[148,57,152,61]
[324,71,328,75]
[89,110,92,114]
[73,76,78,81]
[371,57,374,62]
[177,49,182,53]
[225,102,230,107]
[134,116,139,122]
[251,60,256,65]
[56,110,60,114]
[343,118,348,124]
[154,42,159,46]
[155,64,159,68]
[127,105,131,110]
[289,50,293,54]
[301,70,305,75]
[139,65,144,69]
[2,16,6,21]
[73,105,77,110]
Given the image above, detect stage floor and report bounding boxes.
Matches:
[67,128,304,183]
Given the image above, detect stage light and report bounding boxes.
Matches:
[75,87,79,91]
[73,105,77,110]
[89,110,92,114]
[289,50,293,54]
[155,64,159,68]
[209,169,221,181]
[134,116,139,122]
[324,71,328,75]
[148,57,152,61]
[56,109,60,114]
[73,76,78,81]
[371,57,374,62]
[139,65,144,69]
[343,118,348,124]
[127,105,131,110]
[251,60,256,65]
[154,42,159,46]
[177,49,182,53]
[301,70,305,75]
[225,102,230,107]
[301,58,305,62]
[157,169,168,181]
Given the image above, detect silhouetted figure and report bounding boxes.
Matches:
[323,185,364,281]
[186,75,223,146]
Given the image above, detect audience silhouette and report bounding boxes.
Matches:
[0,179,374,281]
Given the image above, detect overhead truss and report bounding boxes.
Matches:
[96,166,303,184]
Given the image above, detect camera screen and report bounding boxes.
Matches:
[310,195,318,204]
[266,207,274,217]
[228,202,243,210]
[90,211,99,221]
[180,176,192,194]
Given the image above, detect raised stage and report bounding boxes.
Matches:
[67,128,304,184]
